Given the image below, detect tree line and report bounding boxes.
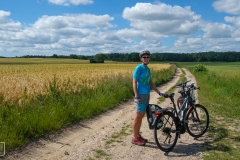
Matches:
[16,51,240,62]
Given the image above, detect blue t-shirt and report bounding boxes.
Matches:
[133,64,152,94]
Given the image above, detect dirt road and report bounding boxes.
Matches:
[5,68,206,160]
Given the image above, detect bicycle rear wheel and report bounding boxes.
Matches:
[154,111,178,152]
[186,104,209,138]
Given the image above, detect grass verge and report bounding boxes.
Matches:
[158,67,187,103]
[176,62,240,160]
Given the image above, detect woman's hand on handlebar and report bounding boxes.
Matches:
[159,92,168,98]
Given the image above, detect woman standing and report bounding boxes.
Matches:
[132,50,165,146]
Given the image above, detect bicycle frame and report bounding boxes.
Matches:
[170,83,197,134]
[169,95,187,133]
[152,81,209,152]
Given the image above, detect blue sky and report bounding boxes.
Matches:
[0,0,240,57]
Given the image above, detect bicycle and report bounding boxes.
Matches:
[175,80,209,138]
[147,81,209,152]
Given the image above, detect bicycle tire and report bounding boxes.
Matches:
[154,111,178,152]
[186,104,209,138]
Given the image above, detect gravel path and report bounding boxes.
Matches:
[4,68,206,160]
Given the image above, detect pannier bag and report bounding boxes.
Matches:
[146,104,162,130]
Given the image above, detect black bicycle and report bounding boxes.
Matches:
[175,81,209,138]
[147,81,209,152]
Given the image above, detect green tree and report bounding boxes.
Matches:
[52,54,58,58]
[95,54,105,62]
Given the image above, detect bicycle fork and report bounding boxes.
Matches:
[187,105,201,123]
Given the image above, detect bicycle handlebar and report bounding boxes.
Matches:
[163,92,175,98]
[176,80,200,90]
[195,86,200,90]
[187,83,200,90]
[176,80,191,87]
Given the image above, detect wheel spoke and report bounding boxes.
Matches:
[154,111,178,152]
[186,104,209,138]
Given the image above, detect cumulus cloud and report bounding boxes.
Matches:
[26,14,117,48]
[172,37,205,53]
[212,0,240,15]
[122,2,202,36]
[0,10,10,20]
[32,14,114,30]
[203,23,233,38]
[0,11,121,56]
[225,16,240,27]
[48,0,93,6]
[224,16,240,42]
[1,1,240,57]
[0,10,21,31]
[171,20,239,53]
[175,37,203,47]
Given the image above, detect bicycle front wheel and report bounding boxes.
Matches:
[154,111,178,152]
[186,104,209,138]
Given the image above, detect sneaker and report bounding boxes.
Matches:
[131,137,145,146]
[137,134,148,142]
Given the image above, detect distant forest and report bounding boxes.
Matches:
[11,51,240,62]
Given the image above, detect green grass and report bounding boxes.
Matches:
[176,62,240,160]
[158,67,187,103]
[92,149,110,159]
[0,61,176,154]
[105,123,132,148]
[0,75,133,151]
[84,123,132,160]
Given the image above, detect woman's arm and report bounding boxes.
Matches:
[149,79,163,95]
[133,79,138,98]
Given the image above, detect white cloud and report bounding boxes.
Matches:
[170,19,240,53]
[48,0,93,6]
[116,28,168,40]
[225,16,240,27]
[0,10,10,19]
[212,0,240,15]
[1,13,115,44]
[172,37,205,53]
[0,11,121,56]
[122,3,202,36]
[32,14,114,30]
[1,2,240,57]
[203,23,233,38]
[0,10,21,31]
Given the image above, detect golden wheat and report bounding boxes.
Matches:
[0,63,170,103]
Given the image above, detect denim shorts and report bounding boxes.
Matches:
[136,94,150,113]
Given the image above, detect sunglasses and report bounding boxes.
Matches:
[142,56,150,59]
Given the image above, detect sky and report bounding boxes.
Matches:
[0,0,240,57]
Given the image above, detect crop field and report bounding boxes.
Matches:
[177,62,240,160]
[0,58,170,103]
[0,58,174,152]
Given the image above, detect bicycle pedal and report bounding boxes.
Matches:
[176,126,185,134]
[173,129,182,134]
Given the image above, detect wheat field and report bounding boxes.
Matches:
[0,61,170,103]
